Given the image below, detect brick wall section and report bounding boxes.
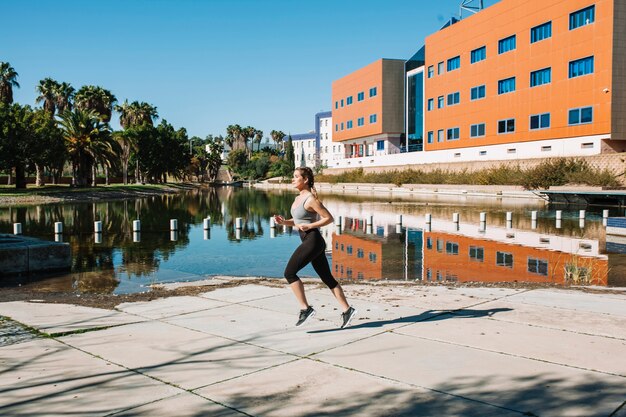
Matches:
[324,152,626,185]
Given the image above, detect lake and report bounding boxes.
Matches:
[1,186,625,293]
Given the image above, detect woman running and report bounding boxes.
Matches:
[273,167,357,328]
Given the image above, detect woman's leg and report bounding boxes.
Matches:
[289,280,309,310]
[284,232,322,309]
[308,236,350,312]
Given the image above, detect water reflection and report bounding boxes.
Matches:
[1,187,624,293]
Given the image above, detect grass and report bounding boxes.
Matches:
[317,158,622,190]
[0,183,184,197]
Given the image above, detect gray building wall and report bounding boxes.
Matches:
[381,59,406,135]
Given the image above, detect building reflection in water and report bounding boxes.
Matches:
[331,217,609,286]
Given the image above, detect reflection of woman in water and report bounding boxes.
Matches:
[274,167,357,328]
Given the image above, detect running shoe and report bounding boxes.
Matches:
[340,306,357,328]
[296,306,316,327]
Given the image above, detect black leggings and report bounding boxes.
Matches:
[284,228,339,289]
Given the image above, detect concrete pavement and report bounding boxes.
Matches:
[1,281,625,416]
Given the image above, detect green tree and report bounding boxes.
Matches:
[206,136,224,182]
[285,135,295,175]
[253,129,263,152]
[59,109,116,187]
[270,129,285,151]
[0,104,34,188]
[75,85,117,123]
[0,62,19,105]
[35,78,60,115]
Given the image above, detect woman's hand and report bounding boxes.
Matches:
[297,223,311,232]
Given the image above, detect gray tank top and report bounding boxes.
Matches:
[291,195,318,225]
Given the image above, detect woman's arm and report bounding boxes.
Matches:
[273,214,295,227]
[298,198,334,231]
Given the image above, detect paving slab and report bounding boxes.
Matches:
[196,358,517,417]
[505,289,626,316]
[61,320,291,390]
[314,331,626,417]
[199,284,291,303]
[0,338,182,416]
[394,313,626,376]
[0,301,145,334]
[473,299,626,339]
[109,392,244,416]
[116,295,227,319]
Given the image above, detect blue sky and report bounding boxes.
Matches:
[2,0,498,140]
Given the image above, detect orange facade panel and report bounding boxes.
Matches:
[332,232,383,280]
[424,0,613,151]
[423,231,608,285]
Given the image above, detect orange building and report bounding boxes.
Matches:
[331,59,405,159]
[422,0,625,158]
[422,231,608,285]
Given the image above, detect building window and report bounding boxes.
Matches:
[530,113,550,130]
[479,150,487,156]
[528,258,548,275]
[581,142,594,149]
[427,98,434,111]
[498,35,516,54]
[470,85,486,100]
[334,101,338,109]
[496,251,513,267]
[437,96,444,109]
[347,120,353,129]
[347,96,353,105]
[569,56,594,78]
[471,46,486,63]
[357,248,364,258]
[369,114,377,123]
[335,124,338,131]
[507,148,517,154]
[346,245,353,255]
[438,61,444,74]
[541,146,552,152]
[498,118,515,134]
[437,129,444,143]
[447,92,460,106]
[469,246,484,262]
[531,21,552,43]
[357,91,364,101]
[498,77,516,94]
[447,56,460,71]
[470,123,485,138]
[369,252,377,263]
[426,237,432,249]
[569,106,593,125]
[369,87,377,97]
[530,67,551,87]
[357,117,364,126]
[436,239,444,252]
[427,131,433,144]
[570,5,595,30]
[446,242,459,255]
[447,127,460,141]
[376,140,384,151]
[340,122,344,130]
[428,65,434,78]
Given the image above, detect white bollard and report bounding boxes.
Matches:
[269,217,276,228]
[270,228,275,239]
[170,230,178,241]
[603,209,609,219]
[425,222,432,232]
[13,223,22,235]
[54,222,63,234]
[479,212,487,222]
[555,210,562,220]
[235,217,243,229]
[94,233,102,244]
[531,219,537,229]
[579,210,586,219]
[235,228,241,240]
[335,216,342,227]
[366,224,373,234]
[204,229,211,240]
[133,231,141,243]
[335,225,342,235]
[54,233,63,242]
[506,212,513,222]
[579,218,585,229]
[479,222,486,232]
[133,220,141,232]
[425,213,432,223]
[396,224,402,234]
[94,221,102,233]
[452,213,459,223]
[170,219,178,231]
[531,211,537,221]
[396,214,403,225]
[204,217,211,229]
[366,215,373,225]
[556,219,562,229]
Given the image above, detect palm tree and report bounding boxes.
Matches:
[36,78,61,116]
[55,82,75,113]
[270,130,286,151]
[242,125,256,156]
[0,61,19,104]
[115,100,158,129]
[226,124,242,150]
[74,85,117,122]
[59,109,116,187]
[254,129,263,152]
